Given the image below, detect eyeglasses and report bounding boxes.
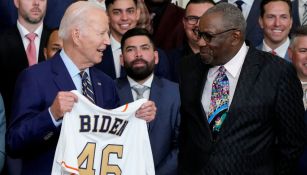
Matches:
[184,16,200,25]
[193,28,239,43]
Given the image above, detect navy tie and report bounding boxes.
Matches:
[80,71,95,104]
[235,0,244,11]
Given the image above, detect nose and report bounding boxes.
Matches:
[197,37,207,47]
[121,12,128,21]
[135,48,142,58]
[274,17,280,26]
[33,0,39,5]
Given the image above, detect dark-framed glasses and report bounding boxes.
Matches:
[184,16,200,25]
[193,28,239,42]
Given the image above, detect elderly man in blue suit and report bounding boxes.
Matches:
[6,2,156,174]
[116,28,180,175]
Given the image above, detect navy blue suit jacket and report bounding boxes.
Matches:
[255,42,291,62]
[95,45,171,80]
[6,53,119,175]
[115,76,180,175]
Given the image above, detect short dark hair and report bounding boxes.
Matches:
[121,28,155,51]
[185,0,215,9]
[289,25,307,48]
[44,27,59,48]
[260,0,292,17]
[105,0,138,9]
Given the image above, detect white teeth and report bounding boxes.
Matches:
[272,29,282,33]
[120,24,129,28]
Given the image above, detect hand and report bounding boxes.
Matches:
[135,101,156,122]
[50,91,78,121]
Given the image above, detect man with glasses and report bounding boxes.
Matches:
[178,2,306,174]
[168,0,215,82]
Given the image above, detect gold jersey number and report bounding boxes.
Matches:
[78,142,123,175]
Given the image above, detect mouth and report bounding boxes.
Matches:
[119,23,130,30]
[97,49,104,56]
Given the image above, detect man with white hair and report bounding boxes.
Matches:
[6,2,156,174]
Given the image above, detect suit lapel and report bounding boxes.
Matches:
[51,54,76,91]
[8,27,29,68]
[221,47,262,132]
[90,68,105,107]
[148,76,162,133]
[117,78,134,104]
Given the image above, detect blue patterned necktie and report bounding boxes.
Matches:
[80,71,95,104]
[208,66,229,135]
[302,3,307,25]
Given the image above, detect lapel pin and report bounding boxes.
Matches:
[97,82,102,86]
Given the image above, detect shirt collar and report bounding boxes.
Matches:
[208,42,248,79]
[60,50,90,78]
[262,38,290,57]
[17,20,43,39]
[127,73,154,88]
[110,35,121,52]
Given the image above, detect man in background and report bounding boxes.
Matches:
[257,0,293,61]
[44,28,63,60]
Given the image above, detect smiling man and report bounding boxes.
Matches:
[257,0,293,61]
[178,2,306,174]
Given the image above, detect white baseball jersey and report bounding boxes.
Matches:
[51,90,155,175]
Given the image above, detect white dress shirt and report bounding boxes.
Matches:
[127,74,154,101]
[201,43,248,118]
[17,21,43,62]
[88,0,106,10]
[228,0,254,20]
[110,35,122,78]
[261,38,290,59]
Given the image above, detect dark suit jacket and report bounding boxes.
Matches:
[255,42,291,62]
[0,25,50,120]
[222,0,263,46]
[178,46,306,174]
[116,76,180,175]
[95,45,171,80]
[6,53,119,175]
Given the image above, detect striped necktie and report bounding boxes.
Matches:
[80,71,95,104]
[302,3,307,25]
[208,66,229,137]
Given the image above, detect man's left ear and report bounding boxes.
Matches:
[154,50,159,64]
[120,54,124,66]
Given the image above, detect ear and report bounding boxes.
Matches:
[136,8,141,21]
[231,30,241,46]
[120,53,124,66]
[258,17,264,29]
[288,47,293,61]
[43,48,47,60]
[13,0,19,9]
[71,28,81,46]
[154,50,159,65]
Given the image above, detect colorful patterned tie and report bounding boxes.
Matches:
[80,71,95,104]
[26,32,37,66]
[208,66,229,135]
